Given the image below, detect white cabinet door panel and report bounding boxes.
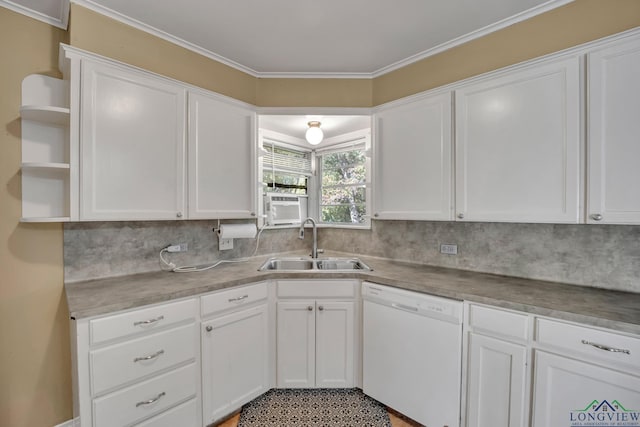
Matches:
[455,57,581,223]
[276,301,315,388]
[374,92,453,220]
[588,36,640,224]
[532,351,640,427]
[202,304,269,424]
[80,61,186,220]
[466,333,527,427]
[315,301,354,388]
[188,91,256,219]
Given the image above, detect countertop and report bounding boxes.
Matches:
[65,252,640,334]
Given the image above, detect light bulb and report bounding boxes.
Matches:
[305,121,323,145]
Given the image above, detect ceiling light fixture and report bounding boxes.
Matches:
[305,121,323,145]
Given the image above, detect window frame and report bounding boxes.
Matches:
[258,126,371,230]
[315,130,371,229]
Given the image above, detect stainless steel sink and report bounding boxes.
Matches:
[316,258,371,270]
[258,257,372,271]
[259,258,315,271]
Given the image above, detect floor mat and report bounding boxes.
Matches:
[238,388,392,426]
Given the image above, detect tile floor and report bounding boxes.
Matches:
[215,407,422,427]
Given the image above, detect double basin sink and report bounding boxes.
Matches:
[259,257,372,272]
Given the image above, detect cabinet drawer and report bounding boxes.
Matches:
[93,363,197,427]
[468,304,530,341]
[536,318,640,372]
[91,323,196,395]
[277,280,357,298]
[201,282,268,317]
[135,397,198,427]
[90,298,196,345]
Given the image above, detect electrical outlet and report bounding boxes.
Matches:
[219,238,233,251]
[166,243,188,252]
[440,244,458,255]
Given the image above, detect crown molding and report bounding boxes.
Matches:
[370,0,575,77]
[1,0,69,29]
[72,0,574,79]
[71,0,260,76]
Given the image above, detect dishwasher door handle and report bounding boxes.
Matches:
[391,303,418,312]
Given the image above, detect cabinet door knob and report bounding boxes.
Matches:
[176,212,183,218]
[307,306,313,311]
[318,306,324,311]
[591,213,603,221]
[250,212,256,216]
[205,325,213,332]
[374,213,379,218]
[457,213,464,219]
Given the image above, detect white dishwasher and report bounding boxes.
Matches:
[362,282,463,427]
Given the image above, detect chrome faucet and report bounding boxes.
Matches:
[299,217,322,258]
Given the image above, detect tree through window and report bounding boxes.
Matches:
[320,147,367,224]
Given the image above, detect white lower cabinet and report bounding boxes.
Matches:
[464,303,530,427]
[200,282,271,425]
[464,302,640,427]
[531,317,640,427]
[275,280,357,389]
[466,333,527,427]
[201,304,270,423]
[532,351,640,427]
[71,298,200,427]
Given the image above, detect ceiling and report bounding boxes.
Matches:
[69,0,572,77]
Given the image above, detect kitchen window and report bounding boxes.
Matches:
[262,141,311,195]
[259,128,371,229]
[316,135,371,227]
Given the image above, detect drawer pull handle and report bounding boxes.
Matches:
[133,315,164,326]
[229,295,249,303]
[133,349,165,363]
[581,340,630,355]
[136,391,166,407]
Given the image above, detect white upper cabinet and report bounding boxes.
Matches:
[455,57,581,223]
[373,92,453,220]
[587,35,640,224]
[80,60,187,220]
[187,91,256,219]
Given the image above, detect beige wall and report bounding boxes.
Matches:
[0,8,72,427]
[255,78,372,107]
[69,4,258,105]
[373,0,640,104]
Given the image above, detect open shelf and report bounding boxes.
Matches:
[22,162,70,170]
[21,74,72,222]
[20,105,70,125]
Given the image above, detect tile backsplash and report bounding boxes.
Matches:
[63,220,308,282]
[65,220,640,293]
[320,220,640,293]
